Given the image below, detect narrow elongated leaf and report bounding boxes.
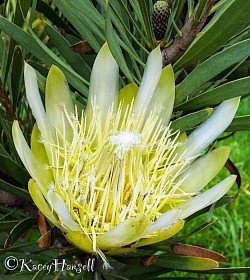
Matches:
[53,0,104,52]
[68,0,104,29]
[198,267,250,274]
[122,265,167,279]
[0,155,29,185]
[4,218,37,247]
[171,243,228,262]
[0,179,31,202]
[175,77,250,111]
[226,116,250,131]
[105,3,134,82]
[0,241,37,254]
[11,46,23,112]
[107,0,149,54]
[45,24,91,80]
[36,0,75,35]
[0,221,19,232]
[175,0,250,69]
[175,39,250,104]
[195,0,207,21]
[138,0,155,48]
[171,108,213,132]
[0,16,89,95]
[155,255,218,271]
[4,0,31,82]
[116,254,218,271]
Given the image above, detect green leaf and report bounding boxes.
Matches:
[0,241,36,254]
[4,0,31,83]
[0,221,19,232]
[0,16,89,96]
[138,0,155,48]
[4,218,37,247]
[0,154,29,185]
[171,108,213,132]
[155,255,218,271]
[11,46,23,112]
[226,116,250,131]
[122,265,167,279]
[45,24,91,81]
[105,2,134,82]
[0,143,9,157]
[175,77,250,111]
[175,39,250,105]
[116,254,218,271]
[194,0,207,21]
[198,267,250,274]
[0,178,31,202]
[175,0,250,70]
[53,0,105,52]
[36,0,75,35]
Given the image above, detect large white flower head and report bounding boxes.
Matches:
[12,43,239,264]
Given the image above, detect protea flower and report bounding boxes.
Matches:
[12,43,239,266]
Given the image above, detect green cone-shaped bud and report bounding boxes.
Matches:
[152,0,170,40]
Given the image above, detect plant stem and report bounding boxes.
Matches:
[161,0,214,66]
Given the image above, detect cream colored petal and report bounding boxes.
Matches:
[148,208,181,234]
[85,43,119,127]
[31,123,49,165]
[134,220,185,247]
[179,146,230,193]
[118,82,138,106]
[133,46,162,116]
[24,63,53,144]
[28,179,63,230]
[184,97,240,160]
[180,175,236,219]
[146,64,175,126]
[12,121,54,196]
[65,231,93,252]
[47,190,80,231]
[96,215,151,250]
[45,65,74,142]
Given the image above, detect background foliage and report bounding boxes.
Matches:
[0,0,249,279]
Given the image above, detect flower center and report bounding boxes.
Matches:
[109,131,142,159]
[50,104,190,236]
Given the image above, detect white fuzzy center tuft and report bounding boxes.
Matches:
[109,131,142,158]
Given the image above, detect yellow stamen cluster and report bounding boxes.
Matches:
[48,103,191,236]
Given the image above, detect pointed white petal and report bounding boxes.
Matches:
[179,146,230,193]
[24,63,53,144]
[28,179,63,230]
[146,64,175,126]
[184,97,240,160]
[134,220,185,247]
[148,208,181,234]
[133,46,162,115]
[180,175,236,219]
[12,121,53,196]
[45,65,74,142]
[47,190,80,231]
[96,215,151,250]
[85,43,119,126]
